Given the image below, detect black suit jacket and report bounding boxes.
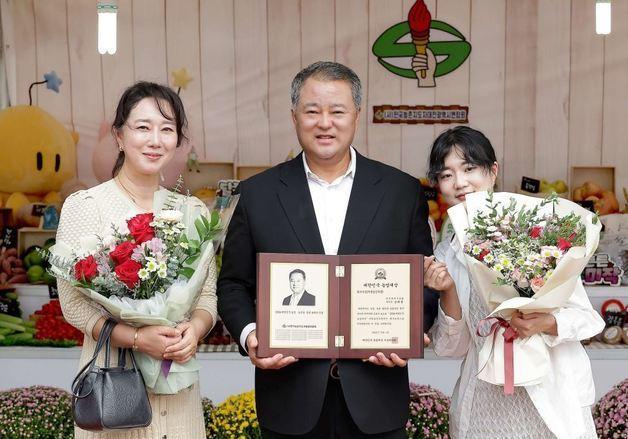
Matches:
[282,290,316,306]
[217,152,438,435]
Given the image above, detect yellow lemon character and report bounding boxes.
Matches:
[0,105,77,216]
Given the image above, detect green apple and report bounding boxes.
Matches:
[26,265,44,283]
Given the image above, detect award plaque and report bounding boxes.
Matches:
[256,253,423,359]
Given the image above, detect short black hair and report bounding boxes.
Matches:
[291,61,362,110]
[111,81,188,177]
[289,269,306,280]
[428,126,497,184]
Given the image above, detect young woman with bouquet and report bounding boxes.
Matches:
[426,126,604,438]
[54,82,217,438]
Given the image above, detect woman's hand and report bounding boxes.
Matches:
[509,312,557,338]
[424,256,455,292]
[424,256,462,320]
[136,325,182,360]
[163,321,200,364]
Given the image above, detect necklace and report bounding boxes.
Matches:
[115,176,156,209]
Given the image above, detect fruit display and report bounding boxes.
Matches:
[0,299,82,347]
[32,299,82,345]
[540,179,568,195]
[0,247,27,286]
[572,181,620,215]
[201,320,233,345]
[419,178,449,232]
[22,238,57,285]
[193,187,217,205]
[0,312,35,344]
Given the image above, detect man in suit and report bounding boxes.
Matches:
[217,61,438,438]
[282,269,316,306]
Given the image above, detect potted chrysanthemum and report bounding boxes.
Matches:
[593,378,627,438]
[0,386,74,438]
[208,390,261,438]
[406,383,451,438]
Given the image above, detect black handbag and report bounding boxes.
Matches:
[71,319,152,431]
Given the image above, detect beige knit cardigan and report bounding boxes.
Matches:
[56,180,217,439]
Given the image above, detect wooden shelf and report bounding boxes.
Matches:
[236,165,270,180]
[17,227,56,257]
[184,162,234,193]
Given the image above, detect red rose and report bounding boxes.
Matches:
[114,259,142,289]
[110,241,137,265]
[74,255,98,282]
[529,226,543,239]
[557,238,572,252]
[478,249,490,261]
[127,213,155,244]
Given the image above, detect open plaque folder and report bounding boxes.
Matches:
[256,253,424,359]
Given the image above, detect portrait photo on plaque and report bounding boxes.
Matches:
[269,262,329,349]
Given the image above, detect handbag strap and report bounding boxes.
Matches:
[71,318,117,399]
[117,348,140,371]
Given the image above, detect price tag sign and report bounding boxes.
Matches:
[521,176,540,193]
[31,204,46,217]
[0,227,17,248]
[48,284,59,299]
[575,200,596,213]
[421,185,438,201]
[217,180,240,197]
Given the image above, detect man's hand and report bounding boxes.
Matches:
[364,334,430,367]
[246,330,298,370]
[366,352,408,368]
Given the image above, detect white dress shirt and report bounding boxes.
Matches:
[239,148,357,350]
[431,237,604,439]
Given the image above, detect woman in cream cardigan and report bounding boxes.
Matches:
[56,82,216,438]
[426,126,604,438]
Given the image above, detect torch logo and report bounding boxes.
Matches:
[372,0,471,88]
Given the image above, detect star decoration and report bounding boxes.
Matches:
[171,68,193,90]
[43,71,63,93]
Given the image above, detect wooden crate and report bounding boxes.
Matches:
[184,162,234,193]
[570,166,615,197]
[236,166,270,180]
[17,227,56,257]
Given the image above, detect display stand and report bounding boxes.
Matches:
[3,286,627,404]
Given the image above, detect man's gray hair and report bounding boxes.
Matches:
[290,61,362,110]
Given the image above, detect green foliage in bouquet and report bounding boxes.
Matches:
[0,386,73,438]
[464,192,588,298]
[179,209,222,280]
[593,378,627,438]
[207,390,261,439]
[406,383,451,439]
